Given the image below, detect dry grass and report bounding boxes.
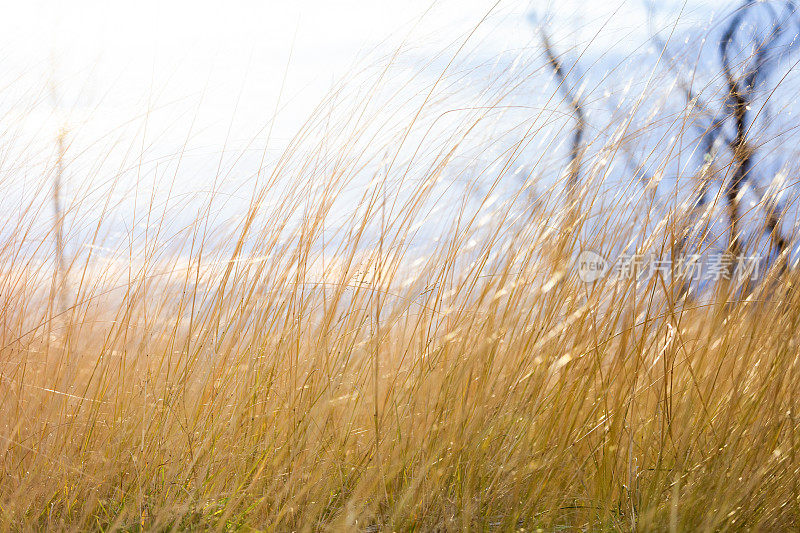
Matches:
[1,13,800,531]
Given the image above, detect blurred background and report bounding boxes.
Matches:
[3,0,795,266]
[0,0,725,170]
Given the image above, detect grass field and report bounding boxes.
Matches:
[2,6,800,531]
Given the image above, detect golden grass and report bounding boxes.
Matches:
[1,19,800,531]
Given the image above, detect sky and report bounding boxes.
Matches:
[4,0,794,261]
[0,0,727,153]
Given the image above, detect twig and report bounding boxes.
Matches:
[540,29,586,200]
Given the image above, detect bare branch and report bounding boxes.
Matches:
[540,29,586,200]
